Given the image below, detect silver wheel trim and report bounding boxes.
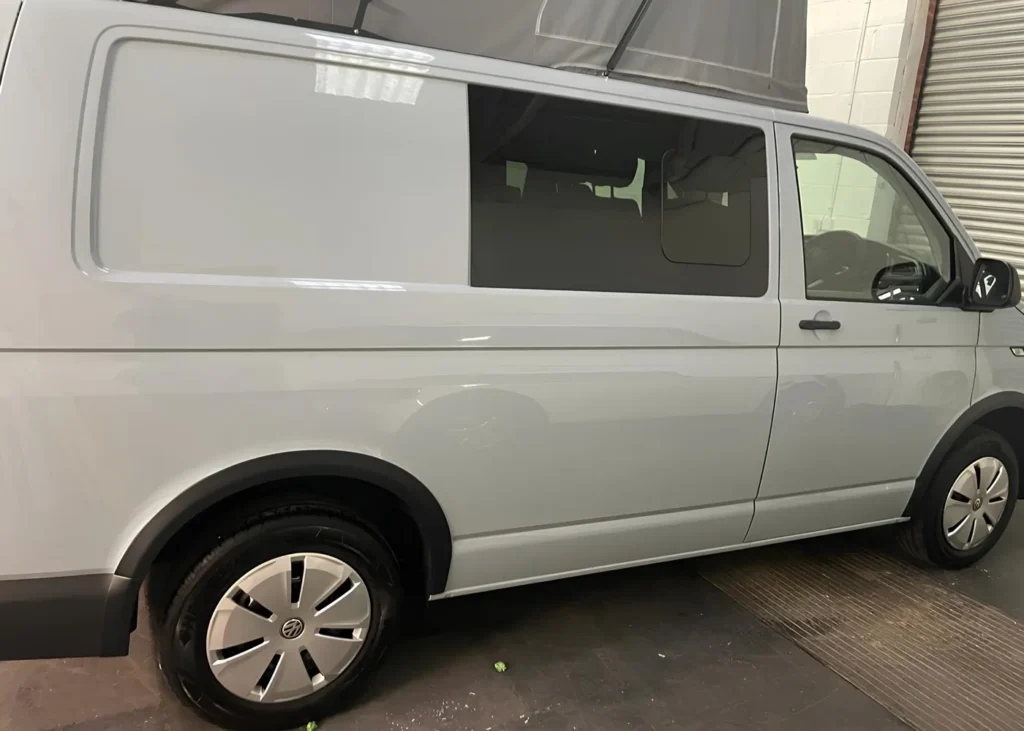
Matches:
[205,553,372,703]
[943,457,1010,551]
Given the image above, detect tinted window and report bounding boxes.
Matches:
[469,86,769,297]
[794,138,953,304]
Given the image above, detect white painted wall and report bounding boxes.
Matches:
[802,0,930,238]
[806,0,926,141]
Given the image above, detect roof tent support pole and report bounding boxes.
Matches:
[353,0,372,34]
[605,0,655,76]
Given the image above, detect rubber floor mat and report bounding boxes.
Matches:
[701,542,1024,731]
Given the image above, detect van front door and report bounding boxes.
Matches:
[747,124,980,543]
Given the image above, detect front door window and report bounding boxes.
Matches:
[793,138,953,304]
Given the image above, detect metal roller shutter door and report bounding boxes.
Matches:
[911,0,1024,271]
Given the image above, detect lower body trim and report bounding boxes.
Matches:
[0,573,138,660]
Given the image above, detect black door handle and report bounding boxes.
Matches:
[799,319,841,331]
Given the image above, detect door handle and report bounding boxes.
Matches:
[799,319,841,331]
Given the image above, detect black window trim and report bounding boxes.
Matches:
[789,131,968,308]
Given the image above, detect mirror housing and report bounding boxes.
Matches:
[964,258,1021,311]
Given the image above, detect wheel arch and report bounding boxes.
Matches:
[905,391,1024,517]
[115,450,453,595]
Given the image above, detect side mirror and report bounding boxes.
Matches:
[872,261,926,303]
[965,258,1021,311]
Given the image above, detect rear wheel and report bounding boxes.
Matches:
[899,427,1018,568]
[154,512,401,730]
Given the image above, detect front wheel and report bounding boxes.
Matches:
[155,512,402,730]
[899,427,1018,569]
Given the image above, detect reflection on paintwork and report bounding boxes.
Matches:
[314,63,424,104]
[311,34,429,103]
[306,32,434,65]
[289,279,406,291]
[0,346,777,591]
[760,350,973,500]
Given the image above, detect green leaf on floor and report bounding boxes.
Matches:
[494,661,507,673]
[305,722,318,731]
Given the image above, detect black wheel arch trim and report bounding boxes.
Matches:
[904,391,1024,517]
[115,450,453,595]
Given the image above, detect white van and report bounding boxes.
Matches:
[1,0,1022,727]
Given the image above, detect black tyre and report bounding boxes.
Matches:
[155,511,402,730]
[899,427,1018,569]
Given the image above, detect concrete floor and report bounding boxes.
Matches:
[932,512,1024,622]
[4,521,1022,731]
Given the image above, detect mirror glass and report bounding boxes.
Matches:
[972,258,1014,308]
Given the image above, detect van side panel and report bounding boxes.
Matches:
[0,0,778,602]
[95,40,468,284]
[975,307,1024,399]
[0,0,783,353]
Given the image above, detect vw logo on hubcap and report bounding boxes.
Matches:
[280,617,305,640]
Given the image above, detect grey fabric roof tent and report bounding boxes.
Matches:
[157,0,808,112]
